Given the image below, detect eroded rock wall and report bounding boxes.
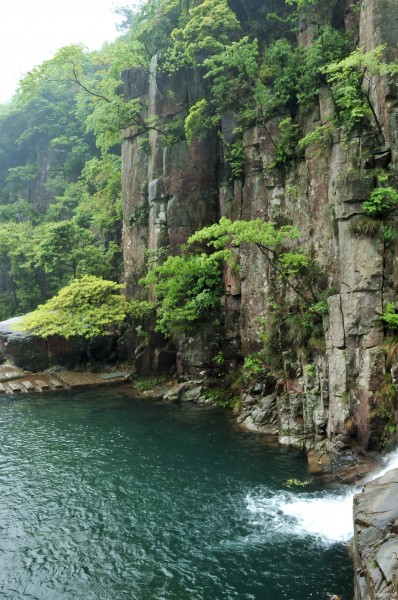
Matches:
[121,59,220,373]
[121,0,398,450]
[225,0,398,450]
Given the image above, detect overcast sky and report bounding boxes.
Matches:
[0,0,138,103]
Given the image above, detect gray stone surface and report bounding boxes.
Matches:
[354,469,398,599]
[0,317,115,372]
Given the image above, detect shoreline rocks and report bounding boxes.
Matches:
[353,468,398,600]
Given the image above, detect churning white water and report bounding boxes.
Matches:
[246,448,398,546]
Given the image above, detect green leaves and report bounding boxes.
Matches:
[16,276,128,339]
[164,0,241,70]
[325,45,398,134]
[140,252,224,337]
[184,99,216,144]
[363,188,398,218]
[187,216,300,252]
[381,303,398,330]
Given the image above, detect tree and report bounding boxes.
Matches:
[140,252,224,337]
[16,276,128,339]
[164,0,241,71]
[187,217,325,303]
[0,222,42,319]
[35,220,115,286]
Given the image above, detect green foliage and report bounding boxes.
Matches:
[309,300,329,315]
[133,375,167,391]
[164,0,241,70]
[213,351,225,366]
[285,0,318,6]
[384,224,398,243]
[363,187,398,218]
[298,122,335,152]
[325,46,398,135]
[128,299,155,320]
[270,118,300,170]
[381,303,398,330]
[140,252,224,337]
[259,39,298,119]
[203,36,260,122]
[184,99,218,143]
[163,116,186,146]
[243,353,266,374]
[189,217,327,368]
[0,222,42,318]
[284,477,312,488]
[279,251,310,275]
[16,276,128,339]
[128,204,150,227]
[297,25,347,112]
[225,139,245,179]
[35,220,114,286]
[187,216,300,252]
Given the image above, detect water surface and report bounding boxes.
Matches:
[0,388,353,599]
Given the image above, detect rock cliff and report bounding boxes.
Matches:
[353,468,398,599]
[121,0,398,453]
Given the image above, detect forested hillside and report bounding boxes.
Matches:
[0,0,373,319]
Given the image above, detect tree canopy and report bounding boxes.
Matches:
[16,276,128,339]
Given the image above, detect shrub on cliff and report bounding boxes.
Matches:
[363,188,398,219]
[15,276,128,340]
[140,252,224,337]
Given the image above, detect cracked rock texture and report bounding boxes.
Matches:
[121,0,398,452]
[353,468,398,600]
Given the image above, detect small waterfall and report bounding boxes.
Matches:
[246,448,398,546]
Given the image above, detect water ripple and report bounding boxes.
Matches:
[0,390,353,599]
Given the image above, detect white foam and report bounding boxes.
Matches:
[245,489,354,546]
[280,492,354,543]
[246,448,398,546]
[372,449,398,478]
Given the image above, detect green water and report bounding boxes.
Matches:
[0,388,353,599]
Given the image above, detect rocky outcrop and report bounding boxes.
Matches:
[353,468,398,600]
[121,0,398,452]
[0,318,115,371]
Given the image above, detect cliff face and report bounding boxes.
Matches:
[121,0,398,451]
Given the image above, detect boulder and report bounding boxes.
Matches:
[0,317,115,372]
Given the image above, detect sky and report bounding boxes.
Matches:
[0,0,139,103]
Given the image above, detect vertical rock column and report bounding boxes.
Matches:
[121,60,220,374]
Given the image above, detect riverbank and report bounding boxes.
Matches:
[0,362,380,485]
[0,363,128,394]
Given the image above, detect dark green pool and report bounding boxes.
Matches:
[0,388,353,599]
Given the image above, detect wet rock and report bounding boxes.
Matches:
[180,385,204,402]
[237,394,278,434]
[353,468,398,600]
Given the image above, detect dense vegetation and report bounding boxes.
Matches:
[1,0,397,349]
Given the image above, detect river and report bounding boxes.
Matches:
[0,387,355,599]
